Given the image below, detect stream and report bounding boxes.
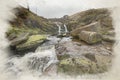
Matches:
[0,23,112,79]
[3,23,72,77]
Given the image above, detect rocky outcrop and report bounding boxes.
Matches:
[68,8,113,31]
[58,57,97,75]
[71,22,101,37]
[10,33,29,47]
[56,41,112,56]
[70,21,103,44]
[79,31,102,44]
[10,34,47,54]
[16,35,47,51]
[69,8,114,44]
[70,21,115,44]
[56,41,112,75]
[58,54,112,75]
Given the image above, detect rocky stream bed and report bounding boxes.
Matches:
[5,7,115,77]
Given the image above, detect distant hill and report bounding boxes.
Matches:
[67,8,113,31]
[50,8,113,32]
[7,7,113,38]
[9,7,58,35]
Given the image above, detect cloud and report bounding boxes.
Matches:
[19,0,119,18]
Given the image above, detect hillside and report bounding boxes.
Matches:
[8,7,113,36]
[5,7,114,75]
[48,8,114,36]
[7,6,58,38]
[67,8,113,32]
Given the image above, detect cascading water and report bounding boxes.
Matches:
[56,23,62,35]
[5,45,58,77]
[56,23,69,36]
[64,24,69,33]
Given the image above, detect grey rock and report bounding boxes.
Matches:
[15,35,47,54]
[79,31,102,44]
[71,22,101,37]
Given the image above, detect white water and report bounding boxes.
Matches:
[5,45,58,77]
[56,23,69,35]
[0,2,59,78]
[64,24,69,33]
[56,23,62,35]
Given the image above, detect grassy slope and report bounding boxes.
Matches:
[66,8,113,32]
[7,7,57,37]
[7,7,113,38]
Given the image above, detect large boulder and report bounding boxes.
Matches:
[71,22,101,37]
[79,31,102,44]
[15,35,47,52]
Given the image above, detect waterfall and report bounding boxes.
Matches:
[56,23,62,35]
[56,23,69,36]
[64,24,68,33]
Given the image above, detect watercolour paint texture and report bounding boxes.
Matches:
[0,0,120,80]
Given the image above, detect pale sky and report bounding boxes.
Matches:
[18,0,118,18]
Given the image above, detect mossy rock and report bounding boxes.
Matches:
[58,55,111,75]
[16,35,47,51]
[79,31,102,44]
[58,57,99,75]
[70,22,102,37]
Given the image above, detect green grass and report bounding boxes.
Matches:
[6,27,41,37]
